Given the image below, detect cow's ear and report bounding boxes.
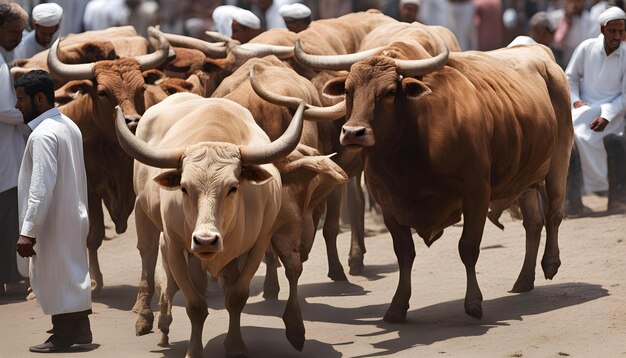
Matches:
[242,165,274,185]
[402,77,431,100]
[153,169,182,189]
[143,69,166,84]
[322,76,348,98]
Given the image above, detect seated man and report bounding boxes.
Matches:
[565,6,626,214]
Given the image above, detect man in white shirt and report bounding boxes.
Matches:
[508,11,556,47]
[0,2,28,296]
[13,3,63,60]
[250,0,291,30]
[15,70,92,353]
[565,6,626,215]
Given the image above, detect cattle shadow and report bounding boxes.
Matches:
[153,327,341,358]
[92,284,138,311]
[358,263,399,281]
[240,282,608,357]
[352,282,609,357]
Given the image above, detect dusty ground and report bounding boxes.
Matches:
[1,194,625,358]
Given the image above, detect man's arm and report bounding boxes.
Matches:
[565,41,586,107]
[20,133,59,241]
[0,62,23,125]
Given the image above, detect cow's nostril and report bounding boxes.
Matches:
[355,128,366,137]
[193,236,201,246]
[342,127,347,134]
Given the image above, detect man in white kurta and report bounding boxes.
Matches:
[566,7,626,198]
[14,70,92,353]
[0,2,29,295]
[13,3,63,60]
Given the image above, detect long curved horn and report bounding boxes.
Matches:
[115,107,182,168]
[249,66,345,121]
[47,38,95,80]
[294,40,384,71]
[204,30,234,44]
[230,43,294,60]
[136,27,172,71]
[239,101,306,165]
[162,32,228,58]
[394,45,449,77]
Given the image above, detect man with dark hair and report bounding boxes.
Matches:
[0,1,29,296]
[15,69,93,353]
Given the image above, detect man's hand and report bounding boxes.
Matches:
[590,117,609,132]
[573,100,588,109]
[16,235,36,257]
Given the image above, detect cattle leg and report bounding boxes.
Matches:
[541,143,570,281]
[382,212,414,323]
[458,187,490,319]
[322,187,347,281]
[167,238,207,358]
[86,190,104,296]
[155,235,179,347]
[347,175,366,275]
[263,247,280,300]
[133,202,160,336]
[272,224,306,351]
[222,237,270,356]
[511,189,544,293]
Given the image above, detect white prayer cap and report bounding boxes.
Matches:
[279,3,311,19]
[400,0,420,6]
[32,3,63,27]
[231,8,261,30]
[598,6,626,26]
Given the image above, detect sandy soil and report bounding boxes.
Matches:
[1,194,625,358]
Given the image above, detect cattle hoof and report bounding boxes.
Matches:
[327,270,347,281]
[541,257,561,279]
[135,310,154,336]
[383,306,407,323]
[157,334,169,347]
[348,256,364,276]
[510,280,534,293]
[464,302,483,319]
[285,325,305,351]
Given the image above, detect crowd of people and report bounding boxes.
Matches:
[2,0,626,353]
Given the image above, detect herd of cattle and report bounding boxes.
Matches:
[11,9,574,357]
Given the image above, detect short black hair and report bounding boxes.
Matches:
[14,70,56,105]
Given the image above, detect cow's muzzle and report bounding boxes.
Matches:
[340,125,374,149]
[191,232,223,254]
[125,115,141,134]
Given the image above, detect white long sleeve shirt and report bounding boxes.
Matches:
[18,107,91,315]
[13,30,58,60]
[566,36,626,122]
[0,47,27,194]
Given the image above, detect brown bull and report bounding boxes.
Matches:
[48,27,171,295]
[115,92,306,357]
[306,40,573,322]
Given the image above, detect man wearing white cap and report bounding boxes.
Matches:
[565,6,626,214]
[231,8,262,43]
[13,3,63,59]
[279,3,310,33]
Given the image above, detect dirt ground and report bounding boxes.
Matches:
[1,194,625,358]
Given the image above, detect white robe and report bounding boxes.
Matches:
[13,30,58,60]
[566,37,626,192]
[18,107,91,315]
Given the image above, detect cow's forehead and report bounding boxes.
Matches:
[93,59,144,87]
[348,57,399,89]
[183,143,241,168]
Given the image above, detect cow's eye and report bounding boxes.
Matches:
[344,88,350,95]
[181,187,188,194]
[228,186,238,195]
[97,90,107,97]
[387,90,396,97]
